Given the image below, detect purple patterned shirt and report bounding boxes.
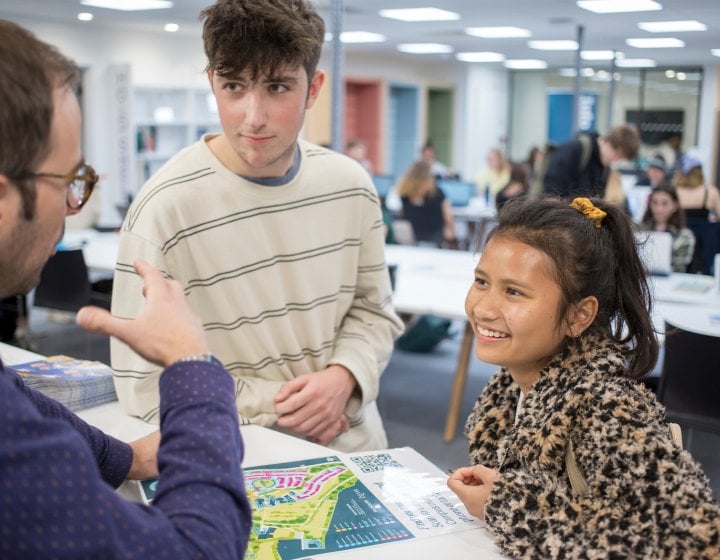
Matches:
[0,359,251,559]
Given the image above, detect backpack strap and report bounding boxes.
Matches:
[565,422,683,496]
[577,133,593,174]
[528,143,557,200]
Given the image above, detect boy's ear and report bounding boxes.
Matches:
[0,173,11,206]
[566,295,599,338]
[305,70,325,110]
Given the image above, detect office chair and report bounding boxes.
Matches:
[390,219,416,246]
[657,321,720,448]
[34,249,112,312]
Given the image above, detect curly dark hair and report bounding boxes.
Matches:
[483,196,658,379]
[0,20,79,219]
[200,0,325,83]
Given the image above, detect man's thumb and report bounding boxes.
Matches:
[76,306,118,337]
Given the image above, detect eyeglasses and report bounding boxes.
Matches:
[15,163,98,211]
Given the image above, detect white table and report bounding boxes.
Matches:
[0,342,506,559]
[386,245,479,442]
[650,273,720,308]
[386,244,476,320]
[654,302,720,338]
[75,403,506,559]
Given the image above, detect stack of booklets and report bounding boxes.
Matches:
[12,355,117,411]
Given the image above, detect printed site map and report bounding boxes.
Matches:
[244,456,411,559]
[138,448,480,560]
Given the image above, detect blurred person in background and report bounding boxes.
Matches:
[474,147,512,202]
[344,138,372,174]
[673,155,720,222]
[637,182,696,272]
[396,160,457,248]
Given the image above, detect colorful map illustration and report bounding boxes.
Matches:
[137,448,480,560]
[244,456,412,560]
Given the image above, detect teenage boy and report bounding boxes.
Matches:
[111,0,403,451]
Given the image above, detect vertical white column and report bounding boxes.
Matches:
[101,63,132,228]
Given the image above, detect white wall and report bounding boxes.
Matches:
[461,65,511,182]
[696,64,719,179]
[508,73,548,164]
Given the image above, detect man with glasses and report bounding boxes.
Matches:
[0,20,250,558]
[13,162,99,211]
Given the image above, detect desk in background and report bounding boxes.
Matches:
[61,228,120,277]
[386,245,479,442]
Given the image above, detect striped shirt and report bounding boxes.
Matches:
[111,138,403,452]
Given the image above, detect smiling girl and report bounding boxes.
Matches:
[448,196,719,558]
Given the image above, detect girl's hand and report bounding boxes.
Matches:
[447,464,500,519]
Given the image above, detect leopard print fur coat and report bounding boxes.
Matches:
[465,332,720,559]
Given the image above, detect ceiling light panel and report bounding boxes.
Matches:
[616,58,657,67]
[456,52,506,62]
[379,8,460,22]
[340,31,386,43]
[626,38,685,48]
[465,26,531,39]
[81,0,173,10]
[398,43,453,54]
[528,40,579,50]
[576,0,661,14]
[637,20,707,32]
[504,59,548,70]
[581,50,622,60]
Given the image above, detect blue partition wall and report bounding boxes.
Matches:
[388,84,419,177]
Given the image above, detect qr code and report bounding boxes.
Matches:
[350,453,403,473]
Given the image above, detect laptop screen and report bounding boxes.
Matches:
[437,180,475,207]
[635,230,673,276]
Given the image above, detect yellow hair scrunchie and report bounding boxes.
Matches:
[570,197,606,228]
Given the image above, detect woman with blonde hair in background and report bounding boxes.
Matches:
[474,147,512,203]
[396,160,456,247]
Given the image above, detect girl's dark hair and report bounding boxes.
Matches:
[642,181,686,229]
[482,196,658,379]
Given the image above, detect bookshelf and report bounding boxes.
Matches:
[133,87,221,189]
